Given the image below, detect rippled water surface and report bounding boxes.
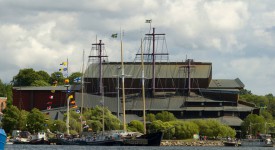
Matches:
[4,145,275,150]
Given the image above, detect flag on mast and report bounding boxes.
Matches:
[145,19,152,23]
[60,62,67,66]
[111,33,118,38]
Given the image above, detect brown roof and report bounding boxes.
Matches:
[85,61,212,79]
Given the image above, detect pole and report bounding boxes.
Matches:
[121,29,127,132]
[66,58,70,135]
[80,50,85,133]
[102,86,105,134]
[141,38,146,134]
[117,66,120,118]
[152,28,155,96]
[66,90,70,135]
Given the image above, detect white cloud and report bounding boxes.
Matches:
[0,0,274,95]
[229,57,275,95]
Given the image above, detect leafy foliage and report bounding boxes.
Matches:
[36,70,50,83]
[13,68,42,86]
[64,106,121,133]
[170,121,199,139]
[155,111,176,122]
[241,114,265,136]
[148,120,175,139]
[50,72,65,86]
[128,120,144,133]
[49,120,66,133]
[26,108,47,133]
[2,106,29,134]
[192,119,236,138]
[31,80,50,86]
[2,105,21,133]
[69,72,82,84]
[0,80,13,106]
[12,68,82,87]
[146,113,156,122]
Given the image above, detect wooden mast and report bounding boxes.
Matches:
[121,29,127,132]
[141,39,146,134]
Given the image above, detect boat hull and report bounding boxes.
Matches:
[48,131,163,146]
[120,131,163,146]
[241,139,274,147]
[0,129,7,149]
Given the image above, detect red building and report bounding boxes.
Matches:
[12,85,80,111]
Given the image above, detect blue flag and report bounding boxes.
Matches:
[74,77,81,83]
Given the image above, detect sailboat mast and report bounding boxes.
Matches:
[66,58,70,135]
[121,30,127,132]
[145,28,165,97]
[80,50,85,133]
[102,86,105,134]
[141,39,146,134]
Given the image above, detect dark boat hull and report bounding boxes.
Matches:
[223,141,241,147]
[120,131,163,146]
[48,131,163,146]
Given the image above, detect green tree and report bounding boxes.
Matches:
[146,113,156,122]
[31,80,50,86]
[4,84,13,106]
[82,106,121,132]
[193,119,236,138]
[69,72,82,84]
[155,111,176,122]
[0,80,13,106]
[26,108,47,133]
[240,89,252,95]
[36,70,50,83]
[50,72,65,86]
[2,105,21,134]
[18,109,29,131]
[86,120,102,132]
[128,120,144,133]
[0,79,5,97]
[261,110,273,122]
[13,68,42,86]
[170,121,199,139]
[218,125,236,138]
[241,114,265,136]
[49,120,66,133]
[149,120,174,139]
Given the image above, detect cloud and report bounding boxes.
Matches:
[0,0,274,96]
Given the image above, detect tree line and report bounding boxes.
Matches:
[1,105,236,139]
[0,68,275,139]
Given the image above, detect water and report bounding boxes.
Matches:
[4,145,275,150]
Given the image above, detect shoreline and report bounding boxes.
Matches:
[161,140,224,146]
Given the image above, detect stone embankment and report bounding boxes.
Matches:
[161,140,224,146]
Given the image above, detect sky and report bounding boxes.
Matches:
[0,0,274,96]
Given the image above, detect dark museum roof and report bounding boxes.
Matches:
[85,62,212,79]
[74,93,254,113]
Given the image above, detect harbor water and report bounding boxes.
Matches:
[4,145,275,150]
